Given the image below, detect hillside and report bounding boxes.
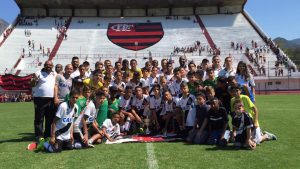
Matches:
[274,37,300,66]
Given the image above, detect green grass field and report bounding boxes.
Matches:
[0,95,300,169]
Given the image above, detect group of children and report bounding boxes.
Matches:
[39,55,277,153]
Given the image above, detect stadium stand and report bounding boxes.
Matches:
[0,0,299,91]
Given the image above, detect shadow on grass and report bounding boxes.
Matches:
[205,145,250,151]
[0,133,35,144]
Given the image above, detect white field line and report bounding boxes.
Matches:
[146,143,159,169]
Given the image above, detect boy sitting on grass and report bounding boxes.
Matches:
[88,113,121,143]
[232,99,256,150]
[230,85,277,144]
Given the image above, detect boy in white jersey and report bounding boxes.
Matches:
[43,90,79,153]
[73,87,101,148]
[140,67,150,95]
[131,86,148,122]
[169,68,188,97]
[88,113,121,143]
[161,90,178,135]
[109,70,126,96]
[149,84,164,131]
[119,86,134,133]
[176,83,196,137]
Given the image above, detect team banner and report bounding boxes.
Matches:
[0,74,32,91]
[107,22,164,51]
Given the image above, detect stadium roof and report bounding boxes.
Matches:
[15,0,247,9]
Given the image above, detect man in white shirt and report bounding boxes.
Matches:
[31,60,57,142]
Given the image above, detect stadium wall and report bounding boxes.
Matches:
[49,9,72,16]
[220,5,242,14]
[172,7,194,15]
[148,8,169,16]
[123,9,146,17]
[195,7,218,15]
[255,77,300,91]
[74,9,97,17]
[22,8,47,16]
[99,9,122,17]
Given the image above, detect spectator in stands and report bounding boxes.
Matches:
[235,61,256,103]
[31,60,57,142]
[218,57,235,78]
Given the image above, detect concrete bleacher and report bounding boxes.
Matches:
[0,17,60,74]
[54,16,208,67]
[200,13,286,76]
[0,14,294,77]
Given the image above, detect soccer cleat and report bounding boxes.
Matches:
[36,138,45,151]
[264,131,277,140]
[87,140,95,148]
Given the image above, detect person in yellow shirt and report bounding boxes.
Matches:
[129,59,142,79]
[83,70,103,97]
[229,85,277,144]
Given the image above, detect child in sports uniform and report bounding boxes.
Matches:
[230,85,277,144]
[169,68,188,97]
[73,88,104,147]
[149,84,164,132]
[161,90,178,135]
[43,90,79,153]
[119,86,134,133]
[206,98,230,146]
[187,92,210,144]
[176,83,196,137]
[131,86,148,123]
[232,99,256,150]
[89,113,121,143]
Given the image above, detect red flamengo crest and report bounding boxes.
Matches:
[107,22,164,51]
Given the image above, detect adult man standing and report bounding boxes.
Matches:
[212,55,222,78]
[54,64,73,104]
[70,56,80,78]
[218,56,236,78]
[31,60,57,142]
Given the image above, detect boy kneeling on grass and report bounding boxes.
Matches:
[43,90,79,153]
[232,99,256,150]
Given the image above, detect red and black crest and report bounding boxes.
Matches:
[107,22,164,51]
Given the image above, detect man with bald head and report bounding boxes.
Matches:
[31,60,57,142]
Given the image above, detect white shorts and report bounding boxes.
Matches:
[252,127,262,144]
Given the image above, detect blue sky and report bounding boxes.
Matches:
[0,0,299,40]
